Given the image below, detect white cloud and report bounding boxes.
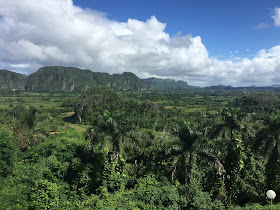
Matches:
[254,22,269,29]
[272,8,280,27]
[0,0,279,86]
[11,64,29,68]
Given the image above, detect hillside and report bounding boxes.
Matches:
[143,77,194,90]
[24,66,147,92]
[113,72,147,91]
[0,70,26,90]
[231,93,280,112]
[0,66,199,92]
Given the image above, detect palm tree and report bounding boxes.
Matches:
[171,122,200,184]
[253,111,280,198]
[171,123,225,184]
[208,107,254,204]
[209,107,247,142]
[6,105,47,150]
[169,122,227,208]
[253,111,280,158]
[85,116,129,167]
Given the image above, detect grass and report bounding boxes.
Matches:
[185,107,207,112]
[59,112,88,133]
[163,105,208,113]
[0,92,89,134]
[0,92,77,110]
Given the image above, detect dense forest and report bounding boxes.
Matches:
[1,87,280,209]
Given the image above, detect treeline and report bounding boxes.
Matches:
[1,87,280,209]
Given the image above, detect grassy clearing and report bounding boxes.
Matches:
[68,124,87,133]
[0,92,77,110]
[59,112,88,133]
[184,107,207,112]
[0,92,89,134]
[164,106,184,109]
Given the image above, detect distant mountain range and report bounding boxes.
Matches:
[25,66,148,92]
[143,77,195,90]
[205,85,280,91]
[1,66,279,92]
[0,66,193,92]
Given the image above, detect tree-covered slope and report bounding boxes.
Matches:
[143,77,194,90]
[25,66,147,92]
[231,93,280,112]
[0,70,26,90]
[25,66,98,92]
[1,66,199,92]
[75,86,123,122]
[112,72,147,91]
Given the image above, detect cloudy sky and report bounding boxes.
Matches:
[0,0,280,87]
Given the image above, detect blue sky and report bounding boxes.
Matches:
[74,0,280,58]
[0,0,280,86]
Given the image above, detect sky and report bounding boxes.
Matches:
[0,0,280,87]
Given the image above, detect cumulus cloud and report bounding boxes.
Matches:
[0,0,280,86]
[272,7,280,27]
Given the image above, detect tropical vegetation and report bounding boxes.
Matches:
[1,85,280,209]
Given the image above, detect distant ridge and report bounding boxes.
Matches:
[143,77,195,90]
[0,66,147,92]
[3,66,279,92]
[204,85,280,91]
[0,69,26,90]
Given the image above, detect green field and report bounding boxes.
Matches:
[0,92,78,109]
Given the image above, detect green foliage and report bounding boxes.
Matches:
[188,189,225,210]
[132,175,180,209]
[83,174,180,209]
[29,179,60,209]
[61,98,75,107]
[75,86,123,123]
[6,105,48,150]
[266,145,280,202]
[0,179,29,209]
[2,89,280,209]
[232,203,280,209]
[232,93,280,113]
[0,130,16,177]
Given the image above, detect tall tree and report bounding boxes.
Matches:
[254,111,280,200]
[171,122,227,208]
[6,105,45,150]
[208,107,249,205]
[254,111,280,158]
[85,116,129,167]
